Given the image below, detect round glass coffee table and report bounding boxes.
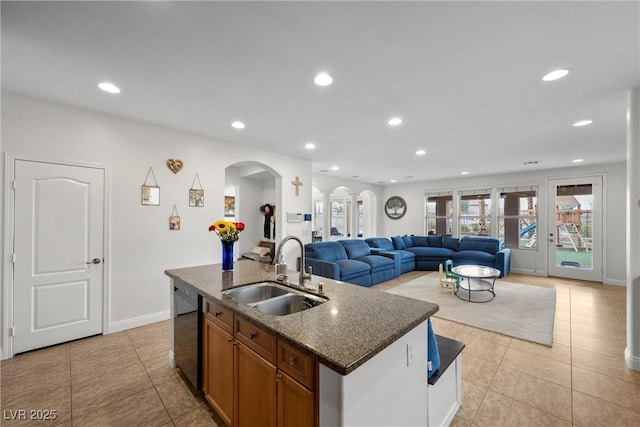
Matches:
[451,265,501,303]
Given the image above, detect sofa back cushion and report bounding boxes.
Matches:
[365,237,394,251]
[458,236,500,254]
[443,236,460,251]
[427,234,443,247]
[339,239,372,259]
[392,236,406,250]
[305,242,348,262]
[412,236,430,247]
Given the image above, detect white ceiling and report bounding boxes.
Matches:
[2,1,639,184]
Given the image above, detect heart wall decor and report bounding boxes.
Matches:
[166,158,183,174]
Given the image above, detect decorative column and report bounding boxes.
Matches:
[349,195,358,238]
[322,191,331,242]
[626,87,640,371]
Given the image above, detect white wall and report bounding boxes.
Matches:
[380,163,627,285]
[1,92,312,344]
[319,321,428,426]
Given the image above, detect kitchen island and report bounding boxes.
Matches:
[166,261,440,426]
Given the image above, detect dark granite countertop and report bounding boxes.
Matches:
[165,261,439,375]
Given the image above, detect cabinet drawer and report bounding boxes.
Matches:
[277,340,316,390]
[205,299,233,333]
[235,316,276,364]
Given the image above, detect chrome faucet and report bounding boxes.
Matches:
[273,235,312,288]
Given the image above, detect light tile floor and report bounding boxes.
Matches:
[1,272,638,426]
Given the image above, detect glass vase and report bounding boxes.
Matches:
[221,240,235,271]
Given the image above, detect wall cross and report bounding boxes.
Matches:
[292,176,303,196]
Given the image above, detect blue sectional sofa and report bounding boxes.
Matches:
[304,240,396,287]
[368,235,510,277]
[303,235,511,288]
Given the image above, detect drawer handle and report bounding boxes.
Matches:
[214,311,222,317]
[227,337,234,343]
[289,356,297,365]
[276,374,282,381]
[250,332,257,339]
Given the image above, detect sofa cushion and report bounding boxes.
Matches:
[407,246,454,259]
[452,249,496,264]
[443,236,460,251]
[336,259,371,280]
[412,236,430,247]
[427,234,443,247]
[339,239,372,259]
[458,237,500,254]
[402,235,414,248]
[392,236,406,250]
[365,237,394,251]
[356,255,394,273]
[305,242,348,262]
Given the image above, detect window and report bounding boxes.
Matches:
[458,189,492,237]
[498,186,537,249]
[314,201,323,232]
[330,201,344,236]
[425,192,453,235]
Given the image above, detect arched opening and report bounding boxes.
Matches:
[225,161,280,259]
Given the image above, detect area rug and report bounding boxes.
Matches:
[387,273,556,345]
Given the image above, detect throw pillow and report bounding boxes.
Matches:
[391,236,406,250]
[443,236,460,251]
[402,234,413,248]
[412,236,430,247]
[250,246,271,257]
[427,234,443,247]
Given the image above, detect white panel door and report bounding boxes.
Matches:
[547,176,603,282]
[13,160,104,353]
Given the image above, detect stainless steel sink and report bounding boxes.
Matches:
[223,282,289,304]
[222,282,327,316]
[253,293,326,316]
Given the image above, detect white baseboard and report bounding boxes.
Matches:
[508,268,546,276]
[107,310,170,334]
[604,278,626,286]
[625,348,640,372]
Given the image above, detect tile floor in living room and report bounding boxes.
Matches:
[1,272,638,427]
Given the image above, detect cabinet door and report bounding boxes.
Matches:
[204,316,234,426]
[236,342,277,427]
[277,371,315,427]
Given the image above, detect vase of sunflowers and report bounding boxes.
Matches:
[209,220,245,270]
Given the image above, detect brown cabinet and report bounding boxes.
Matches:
[203,301,234,426]
[203,298,318,427]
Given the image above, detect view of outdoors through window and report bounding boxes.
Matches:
[426,194,453,235]
[459,192,492,237]
[314,199,364,238]
[499,188,537,249]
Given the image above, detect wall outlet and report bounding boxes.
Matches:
[406,342,414,366]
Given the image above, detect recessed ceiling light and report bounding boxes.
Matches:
[573,120,593,127]
[305,142,316,150]
[572,159,584,163]
[542,69,569,82]
[314,72,333,86]
[416,149,427,156]
[231,121,245,129]
[97,82,120,94]
[461,171,470,175]
[390,179,397,183]
[331,166,339,171]
[388,117,402,126]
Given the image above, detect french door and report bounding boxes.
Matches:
[547,176,603,282]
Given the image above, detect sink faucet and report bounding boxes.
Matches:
[273,235,312,288]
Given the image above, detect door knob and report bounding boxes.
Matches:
[86,258,101,264]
